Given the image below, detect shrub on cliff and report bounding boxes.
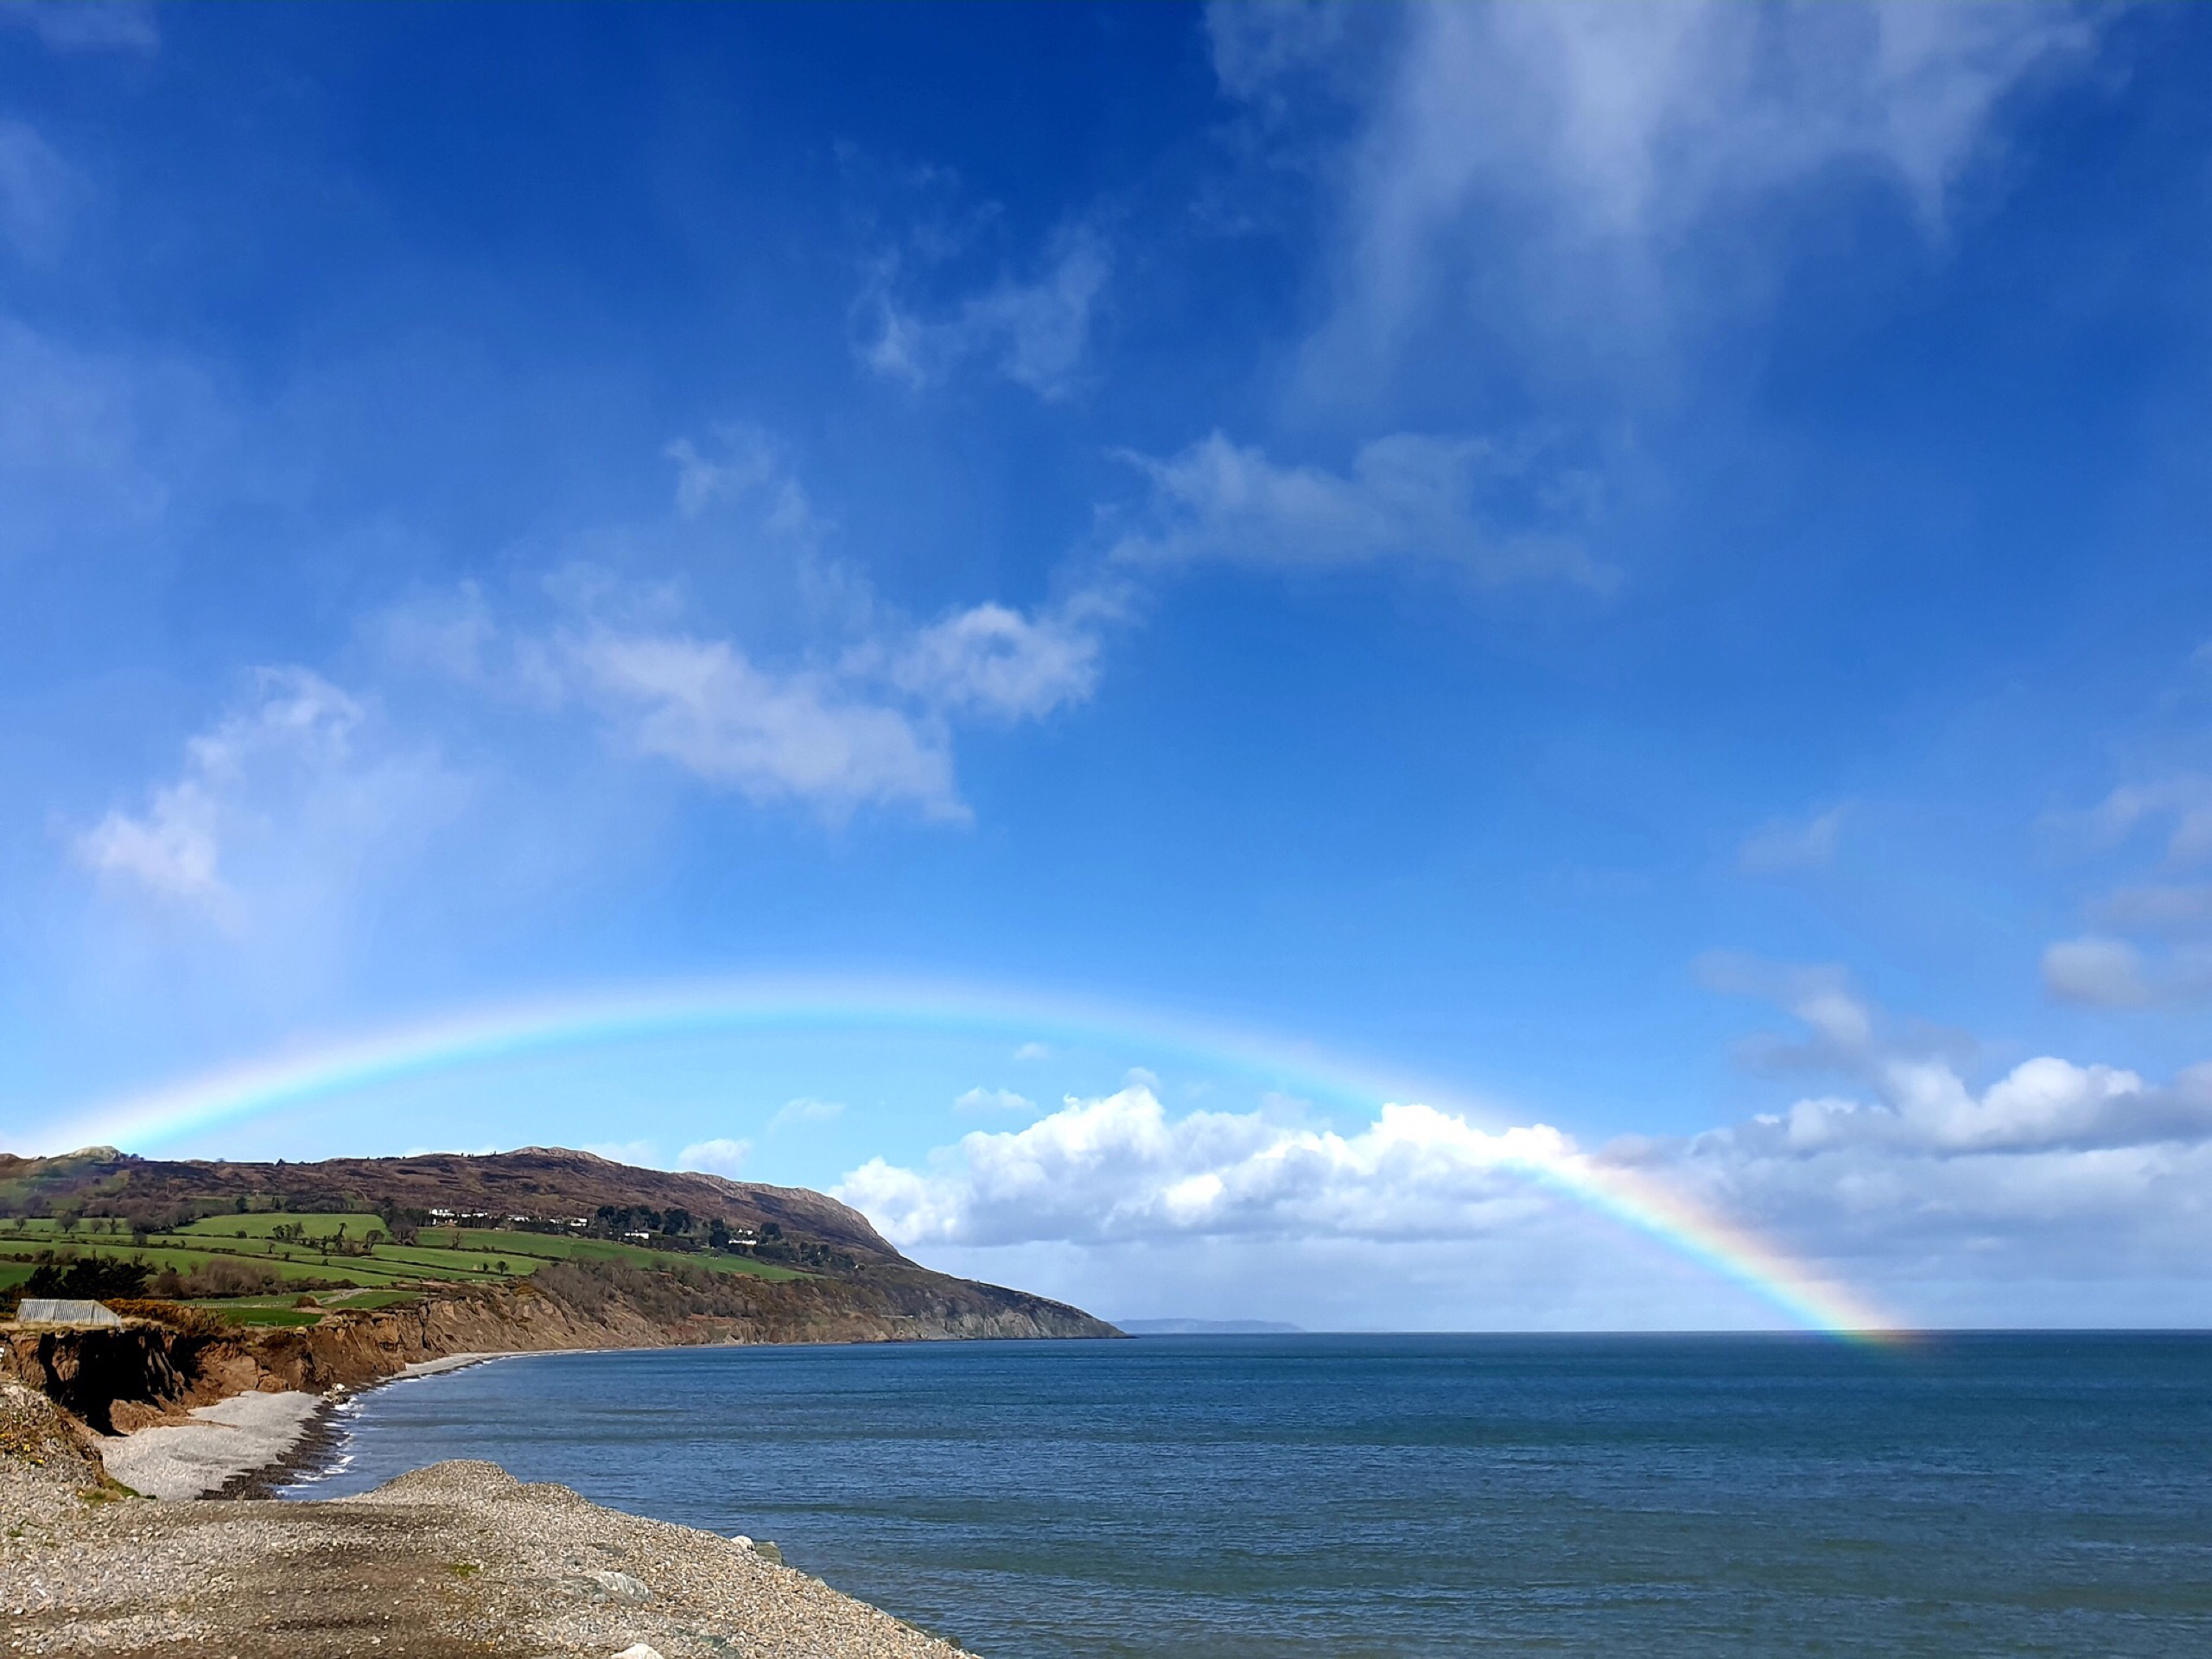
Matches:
[102,1299,228,1335]
[534,1257,766,1323]
[148,1256,283,1299]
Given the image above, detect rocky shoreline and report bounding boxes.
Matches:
[2,1383,967,1657]
[1,1263,1115,1462]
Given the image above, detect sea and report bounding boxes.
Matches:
[286,1332,2212,1656]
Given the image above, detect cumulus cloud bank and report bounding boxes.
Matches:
[840,982,2212,1326]
[840,1086,1568,1249]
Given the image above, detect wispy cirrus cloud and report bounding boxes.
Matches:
[1217,1,2105,384]
[859,222,1109,401]
[566,626,967,820]
[0,119,80,264]
[70,667,467,938]
[2036,662,2212,1009]
[0,0,157,54]
[1109,430,1614,592]
[954,1085,1035,1116]
[385,430,1110,824]
[1738,805,1847,875]
[769,1096,844,1131]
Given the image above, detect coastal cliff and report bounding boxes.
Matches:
[0,1144,1116,1440]
[3,1260,1110,1438]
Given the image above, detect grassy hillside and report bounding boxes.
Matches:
[0,1144,1118,1344]
[0,1152,819,1326]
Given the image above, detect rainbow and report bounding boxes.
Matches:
[34,976,1894,1338]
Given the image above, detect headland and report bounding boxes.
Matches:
[1,1144,1116,1650]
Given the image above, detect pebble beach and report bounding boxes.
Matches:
[1,1384,965,1657]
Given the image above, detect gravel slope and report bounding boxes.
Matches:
[3,1387,965,1658]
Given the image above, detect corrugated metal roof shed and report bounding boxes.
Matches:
[15,1299,124,1326]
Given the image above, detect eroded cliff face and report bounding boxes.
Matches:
[3,1265,1117,1437]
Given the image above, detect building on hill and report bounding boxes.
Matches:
[16,1300,124,1327]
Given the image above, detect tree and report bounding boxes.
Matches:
[26,1253,151,1300]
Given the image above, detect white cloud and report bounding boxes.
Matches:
[70,669,461,936]
[2043,937,2154,1009]
[2041,935,2212,1011]
[587,1139,663,1168]
[0,119,79,263]
[1205,1,1367,118]
[1738,805,1845,874]
[1695,953,1882,1069]
[74,778,223,906]
[676,1137,753,1176]
[886,601,1103,721]
[1227,1,2102,368]
[1012,1041,1050,1062]
[1706,957,2212,1154]
[568,627,965,821]
[838,1037,2212,1328]
[664,424,825,535]
[861,224,1109,400]
[954,1086,1035,1116]
[2092,884,2212,939]
[1738,1054,2165,1156]
[383,432,1111,825]
[769,1096,844,1131]
[2078,775,2212,868]
[0,1,157,53]
[840,1086,1570,1250]
[0,318,212,536]
[1109,430,1613,590]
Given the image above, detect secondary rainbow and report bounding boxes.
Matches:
[33,976,1895,1338]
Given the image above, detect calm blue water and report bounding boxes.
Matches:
[290,1333,2212,1656]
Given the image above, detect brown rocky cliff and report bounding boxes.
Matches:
[3,1262,1117,1436]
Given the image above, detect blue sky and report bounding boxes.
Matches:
[6,2,2212,1329]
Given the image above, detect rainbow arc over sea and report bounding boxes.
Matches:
[35,976,1894,1339]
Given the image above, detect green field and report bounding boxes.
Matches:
[438,1227,807,1280]
[200,1306,328,1327]
[175,1212,390,1241]
[0,1211,810,1301]
[179,1287,426,1327]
